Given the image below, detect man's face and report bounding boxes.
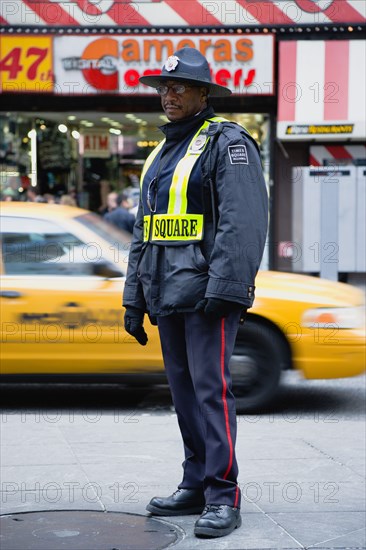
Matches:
[107,192,118,210]
[160,81,208,122]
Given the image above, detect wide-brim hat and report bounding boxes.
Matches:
[139,47,232,97]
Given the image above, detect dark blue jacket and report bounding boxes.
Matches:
[104,207,135,234]
[123,106,268,316]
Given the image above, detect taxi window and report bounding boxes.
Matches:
[75,212,131,266]
[1,216,93,276]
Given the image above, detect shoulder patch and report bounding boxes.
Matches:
[228,144,248,165]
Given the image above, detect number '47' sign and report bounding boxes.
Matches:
[0,36,54,93]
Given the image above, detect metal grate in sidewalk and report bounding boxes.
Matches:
[0,510,180,550]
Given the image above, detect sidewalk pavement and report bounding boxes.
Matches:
[1,389,365,550]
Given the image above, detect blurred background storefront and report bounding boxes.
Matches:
[0,0,365,278]
[0,31,273,211]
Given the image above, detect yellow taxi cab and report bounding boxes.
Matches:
[1,202,365,412]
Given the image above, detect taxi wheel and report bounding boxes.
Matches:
[230,319,284,413]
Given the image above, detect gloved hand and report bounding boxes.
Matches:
[124,306,148,346]
[148,314,158,326]
[195,298,244,321]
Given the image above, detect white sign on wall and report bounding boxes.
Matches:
[277,40,366,141]
[81,130,110,158]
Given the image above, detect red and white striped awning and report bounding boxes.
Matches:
[1,0,365,28]
[310,144,366,165]
[277,40,366,140]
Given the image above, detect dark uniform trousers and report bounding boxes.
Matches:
[157,309,241,508]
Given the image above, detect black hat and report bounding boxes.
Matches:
[139,47,232,97]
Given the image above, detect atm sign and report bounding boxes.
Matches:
[82,132,110,158]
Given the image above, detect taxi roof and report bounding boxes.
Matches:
[0,202,88,220]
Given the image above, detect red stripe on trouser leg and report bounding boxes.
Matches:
[234,485,239,508]
[220,318,234,480]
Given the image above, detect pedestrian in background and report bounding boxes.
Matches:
[104,191,136,233]
[105,191,118,213]
[60,194,77,206]
[123,47,268,538]
[26,187,41,202]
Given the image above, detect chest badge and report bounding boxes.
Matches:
[190,134,207,152]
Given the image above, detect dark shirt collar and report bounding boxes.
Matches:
[159,105,215,144]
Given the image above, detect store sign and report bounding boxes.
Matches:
[53,35,274,95]
[0,36,53,93]
[286,124,354,136]
[82,131,111,158]
[38,135,72,170]
[1,0,365,27]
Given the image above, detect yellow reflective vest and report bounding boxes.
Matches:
[140,116,227,243]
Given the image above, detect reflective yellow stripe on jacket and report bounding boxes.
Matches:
[139,138,165,186]
[142,117,227,242]
[167,116,227,215]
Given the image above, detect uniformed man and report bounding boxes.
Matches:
[123,47,268,538]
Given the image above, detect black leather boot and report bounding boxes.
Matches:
[194,505,242,537]
[146,488,205,516]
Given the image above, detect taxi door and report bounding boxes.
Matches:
[0,215,162,375]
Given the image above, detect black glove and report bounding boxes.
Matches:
[195,298,243,321]
[124,307,148,346]
[148,314,158,326]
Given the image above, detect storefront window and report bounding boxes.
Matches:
[0,114,33,201]
[1,111,270,211]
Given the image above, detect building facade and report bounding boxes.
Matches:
[1,0,365,278]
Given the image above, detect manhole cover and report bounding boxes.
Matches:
[0,510,180,550]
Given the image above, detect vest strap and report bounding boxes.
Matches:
[140,116,229,243]
[167,117,228,215]
[140,139,165,188]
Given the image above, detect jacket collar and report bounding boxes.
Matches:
[159,106,215,144]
